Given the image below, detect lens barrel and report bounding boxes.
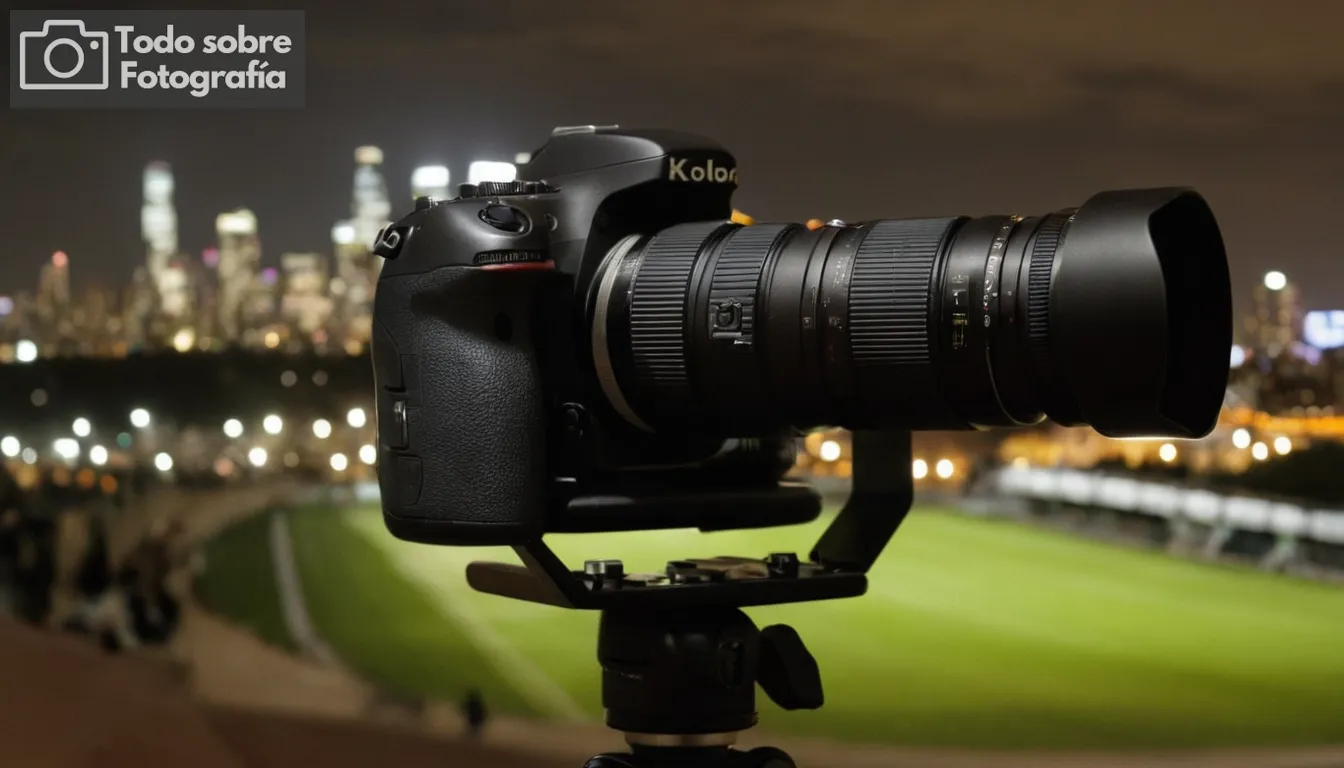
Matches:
[590,187,1231,440]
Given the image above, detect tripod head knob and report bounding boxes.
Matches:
[757,625,824,710]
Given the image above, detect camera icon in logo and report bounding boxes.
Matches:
[18,19,110,91]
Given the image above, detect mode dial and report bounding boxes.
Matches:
[457,180,553,199]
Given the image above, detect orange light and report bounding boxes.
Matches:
[99,475,118,495]
[52,250,68,268]
[805,219,826,231]
[75,468,95,489]
[731,210,756,226]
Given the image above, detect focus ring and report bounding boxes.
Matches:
[1025,212,1071,367]
[709,224,790,341]
[628,221,732,405]
[850,218,953,365]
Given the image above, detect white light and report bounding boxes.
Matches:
[263,414,284,435]
[359,444,377,465]
[130,408,152,428]
[818,439,841,462]
[172,328,196,353]
[935,459,955,479]
[912,459,929,480]
[313,419,332,439]
[1263,271,1287,291]
[330,453,349,472]
[0,437,19,458]
[248,447,268,468]
[411,164,450,197]
[216,209,257,236]
[21,448,37,465]
[355,145,384,165]
[223,419,244,439]
[332,222,357,246]
[154,452,174,472]
[1230,345,1246,369]
[1273,436,1292,456]
[1232,428,1252,449]
[346,407,367,429]
[89,445,108,467]
[15,340,38,363]
[467,161,518,185]
[1251,442,1269,461]
[53,438,79,461]
[71,418,91,438]
[514,152,532,165]
[1158,443,1177,463]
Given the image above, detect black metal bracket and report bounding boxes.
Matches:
[464,430,912,610]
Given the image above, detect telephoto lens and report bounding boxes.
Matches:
[589,187,1232,440]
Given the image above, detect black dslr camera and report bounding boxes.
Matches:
[371,125,1232,765]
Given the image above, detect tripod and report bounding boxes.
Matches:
[582,607,822,768]
[461,432,913,766]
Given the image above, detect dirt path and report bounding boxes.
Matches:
[129,488,1344,768]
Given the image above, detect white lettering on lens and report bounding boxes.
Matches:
[668,157,737,183]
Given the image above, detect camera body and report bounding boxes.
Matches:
[18,20,110,90]
[372,126,812,547]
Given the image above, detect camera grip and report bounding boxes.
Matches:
[372,265,549,545]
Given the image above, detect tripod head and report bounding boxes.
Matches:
[464,431,912,764]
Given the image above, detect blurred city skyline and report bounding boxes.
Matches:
[3,0,1343,311]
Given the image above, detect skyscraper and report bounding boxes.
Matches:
[352,146,391,250]
[280,252,333,339]
[216,209,261,343]
[1245,271,1304,357]
[411,164,450,202]
[141,162,179,301]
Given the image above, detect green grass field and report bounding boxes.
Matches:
[195,509,296,652]
[236,505,1344,750]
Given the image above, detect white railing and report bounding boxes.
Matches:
[991,465,1344,545]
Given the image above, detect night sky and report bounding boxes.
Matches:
[3,0,1342,313]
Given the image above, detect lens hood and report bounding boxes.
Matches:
[1051,188,1233,439]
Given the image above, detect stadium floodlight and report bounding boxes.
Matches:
[1273,436,1292,456]
[330,453,349,472]
[15,340,38,363]
[818,440,841,462]
[912,459,929,480]
[154,452,174,472]
[467,161,517,185]
[1251,442,1269,461]
[0,437,19,458]
[313,419,332,439]
[359,444,377,465]
[347,407,368,429]
[263,414,284,435]
[935,459,955,479]
[223,419,244,439]
[72,418,91,438]
[1232,428,1252,449]
[130,408,152,428]
[248,447,268,468]
[53,438,79,461]
[20,448,37,465]
[1158,443,1177,463]
[89,445,109,467]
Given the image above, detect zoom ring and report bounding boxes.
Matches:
[1025,212,1072,366]
[850,218,955,365]
[709,224,790,340]
[628,221,732,403]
